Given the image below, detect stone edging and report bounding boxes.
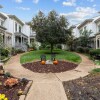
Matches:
[19,80,33,100]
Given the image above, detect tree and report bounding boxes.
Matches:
[66,27,75,51]
[79,29,92,47]
[31,10,70,53]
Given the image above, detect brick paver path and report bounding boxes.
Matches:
[4,53,95,100]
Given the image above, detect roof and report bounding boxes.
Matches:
[8,15,25,25]
[77,19,93,29]
[0,12,7,19]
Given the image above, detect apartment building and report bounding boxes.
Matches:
[73,15,100,49]
[0,12,32,51]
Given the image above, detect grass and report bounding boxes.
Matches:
[94,60,100,65]
[20,49,81,64]
[91,68,100,73]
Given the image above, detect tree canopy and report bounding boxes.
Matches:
[31,10,71,53]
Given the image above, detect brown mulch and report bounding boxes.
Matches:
[0,75,28,100]
[22,61,78,73]
[63,73,100,100]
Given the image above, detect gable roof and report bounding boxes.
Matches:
[77,19,93,29]
[8,15,25,25]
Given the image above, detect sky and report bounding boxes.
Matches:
[0,0,100,25]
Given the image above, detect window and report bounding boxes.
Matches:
[15,23,17,32]
[98,25,100,32]
[19,26,21,33]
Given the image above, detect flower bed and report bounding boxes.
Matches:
[0,74,29,100]
[22,61,78,73]
[63,73,100,100]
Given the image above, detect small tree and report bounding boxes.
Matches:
[79,29,92,47]
[31,10,70,53]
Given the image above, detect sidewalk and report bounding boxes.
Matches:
[4,53,95,100]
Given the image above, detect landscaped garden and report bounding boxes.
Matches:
[0,65,31,100]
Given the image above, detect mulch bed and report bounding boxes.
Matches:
[63,73,100,100]
[22,61,78,73]
[0,75,28,100]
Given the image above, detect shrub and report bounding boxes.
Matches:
[83,47,90,53]
[11,48,17,56]
[76,46,84,53]
[76,46,90,53]
[4,72,11,78]
[31,43,37,50]
[91,68,100,73]
[0,48,9,57]
[90,49,100,57]
[4,78,18,87]
[16,49,24,54]
[56,44,62,49]
[45,45,51,49]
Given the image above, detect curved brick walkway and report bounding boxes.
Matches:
[4,53,95,100]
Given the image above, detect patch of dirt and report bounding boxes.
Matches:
[22,61,78,73]
[63,73,100,100]
[0,75,28,100]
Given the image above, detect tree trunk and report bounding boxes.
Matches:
[51,44,53,54]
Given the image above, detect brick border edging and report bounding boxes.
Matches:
[19,80,33,100]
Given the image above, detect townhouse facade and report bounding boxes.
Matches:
[0,12,39,51]
[73,15,100,49]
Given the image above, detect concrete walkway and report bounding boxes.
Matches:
[4,53,95,100]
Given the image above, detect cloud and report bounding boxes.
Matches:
[60,7,97,24]
[62,0,76,6]
[15,0,22,3]
[93,4,96,7]
[53,0,59,2]
[33,0,39,4]
[16,7,30,10]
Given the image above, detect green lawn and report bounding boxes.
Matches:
[20,50,81,64]
[91,68,100,73]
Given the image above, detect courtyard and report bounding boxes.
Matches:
[2,50,97,100]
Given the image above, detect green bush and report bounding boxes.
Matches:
[45,45,51,49]
[56,44,62,49]
[0,48,9,57]
[11,48,17,55]
[76,46,84,53]
[91,68,100,73]
[31,43,37,50]
[0,56,6,60]
[90,49,100,56]
[76,46,90,53]
[16,49,24,53]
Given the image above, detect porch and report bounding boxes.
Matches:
[0,27,12,48]
[14,32,28,51]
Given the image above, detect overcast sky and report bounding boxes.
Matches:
[0,0,100,25]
